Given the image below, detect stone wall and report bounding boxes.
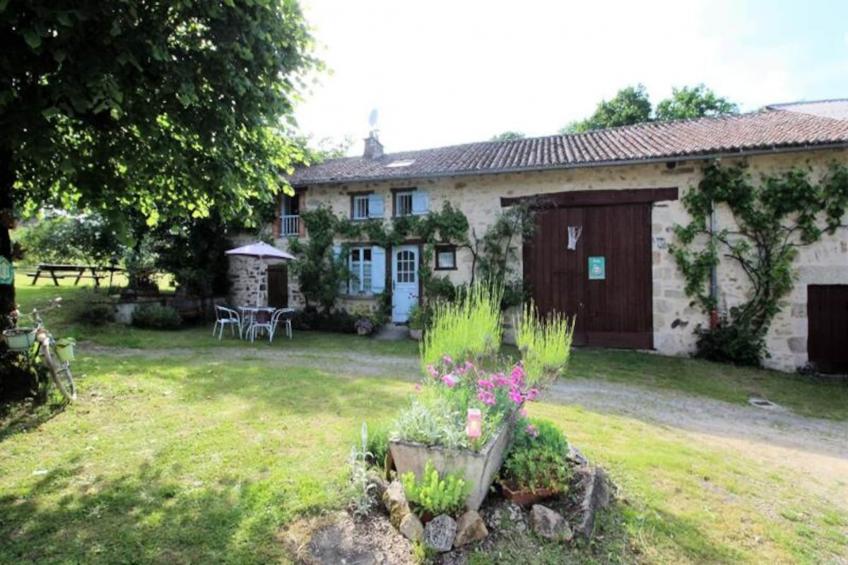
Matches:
[274,147,848,371]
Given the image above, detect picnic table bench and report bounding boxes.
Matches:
[28,264,123,289]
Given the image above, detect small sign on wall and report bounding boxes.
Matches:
[0,257,13,285]
[588,256,605,280]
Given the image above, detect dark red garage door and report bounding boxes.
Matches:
[523,201,654,349]
[808,285,848,373]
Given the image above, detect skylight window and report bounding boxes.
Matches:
[385,159,415,168]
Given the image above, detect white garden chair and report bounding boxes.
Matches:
[271,308,294,340]
[247,308,275,343]
[213,306,242,340]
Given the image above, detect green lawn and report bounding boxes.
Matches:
[2,279,847,563]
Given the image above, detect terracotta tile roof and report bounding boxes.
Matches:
[290,102,848,186]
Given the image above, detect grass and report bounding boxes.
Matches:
[2,278,847,562]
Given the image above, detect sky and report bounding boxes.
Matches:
[294,0,848,155]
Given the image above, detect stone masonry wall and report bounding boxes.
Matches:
[273,147,848,372]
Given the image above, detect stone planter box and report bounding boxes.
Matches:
[389,414,517,511]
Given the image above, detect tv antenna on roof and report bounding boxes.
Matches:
[368,108,379,135]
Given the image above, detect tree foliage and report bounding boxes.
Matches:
[15,210,122,265]
[0,0,318,326]
[561,84,652,133]
[490,131,526,142]
[655,84,738,121]
[560,84,738,133]
[671,161,848,365]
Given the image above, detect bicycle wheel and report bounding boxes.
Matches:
[41,340,77,401]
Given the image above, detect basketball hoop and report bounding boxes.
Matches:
[567,225,582,250]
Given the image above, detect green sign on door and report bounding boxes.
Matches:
[588,256,605,280]
[0,257,13,285]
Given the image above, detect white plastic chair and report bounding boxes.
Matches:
[213,306,241,340]
[271,308,294,340]
[247,309,274,343]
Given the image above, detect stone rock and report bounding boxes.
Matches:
[366,469,388,501]
[382,481,410,529]
[398,513,424,543]
[530,504,572,542]
[576,466,613,538]
[453,510,488,547]
[481,500,527,533]
[423,514,457,553]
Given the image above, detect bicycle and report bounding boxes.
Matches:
[2,298,77,402]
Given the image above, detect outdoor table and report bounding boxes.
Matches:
[28,263,118,288]
[238,306,276,338]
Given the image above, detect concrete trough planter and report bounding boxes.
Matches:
[389,414,517,511]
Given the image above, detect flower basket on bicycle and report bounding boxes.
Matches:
[2,328,36,351]
[55,338,76,362]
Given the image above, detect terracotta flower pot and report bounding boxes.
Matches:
[500,481,561,506]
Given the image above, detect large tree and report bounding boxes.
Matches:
[0,1,316,328]
[561,84,652,133]
[561,84,738,133]
[655,84,738,121]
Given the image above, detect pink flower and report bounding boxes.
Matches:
[477,390,496,406]
[519,407,528,418]
[526,424,539,438]
[477,378,494,391]
[509,388,524,405]
[442,373,458,388]
[526,388,539,401]
[427,364,439,379]
[492,372,509,387]
[442,355,454,365]
[510,364,525,385]
[464,361,475,372]
[414,383,422,393]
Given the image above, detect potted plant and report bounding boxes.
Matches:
[354,317,375,336]
[498,419,572,506]
[388,357,531,510]
[407,305,425,341]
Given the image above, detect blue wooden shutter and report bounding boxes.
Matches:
[368,194,384,218]
[371,246,386,293]
[411,191,429,215]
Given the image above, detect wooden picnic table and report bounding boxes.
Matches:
[28,264,123,289]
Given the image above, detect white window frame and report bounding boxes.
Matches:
[349,246,373,294]
[352,194,370,220]
[394,190,415,217]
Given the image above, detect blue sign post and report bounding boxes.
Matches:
[588,256,605,280]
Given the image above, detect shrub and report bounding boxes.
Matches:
[132,304,182,330]
[501,418,571,493]
[407,305,428,331]
[347,423,377,518]
[401,461,469,517]
[420,283,503,371]
[75,303,114,326]
[694,320,765,367]
[365,421,390,467]
[515,302,575,386]
[291,306,357,333]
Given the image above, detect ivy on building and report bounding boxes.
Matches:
[288,201,535,313]
[671,160,848,366]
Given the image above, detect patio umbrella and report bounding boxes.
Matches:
[225,242,295,306]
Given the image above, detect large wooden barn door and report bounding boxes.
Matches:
[524,202,653,349]
[807,285,848,373]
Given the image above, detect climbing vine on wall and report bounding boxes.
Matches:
[288,201,535,312]
[671,160,848,366]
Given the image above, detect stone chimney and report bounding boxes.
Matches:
[363,131,384,160]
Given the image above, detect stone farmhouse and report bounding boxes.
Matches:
[231,99,848,373]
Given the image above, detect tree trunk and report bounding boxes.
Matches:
[0,147,15,331]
